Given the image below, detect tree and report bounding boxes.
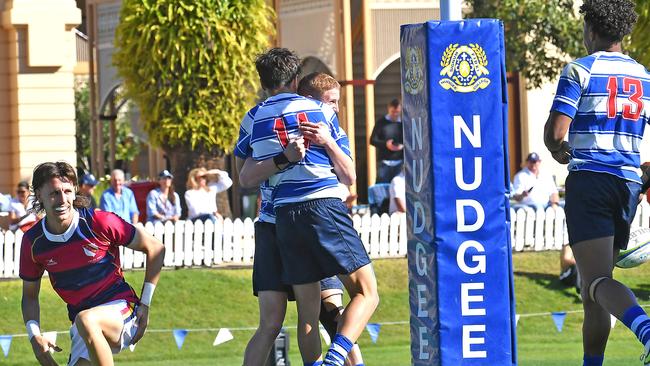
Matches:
[466,0,584,89]
[628,0,650,68]
[113,0,275,218]
[75,82,141,176]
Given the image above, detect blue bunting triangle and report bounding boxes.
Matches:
[551,312,567,332]
[173,329,188,350]
[366,323,381,343]
[0,335,11,357]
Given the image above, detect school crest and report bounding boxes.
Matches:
[439,43,490,93]
[404,46,424,95]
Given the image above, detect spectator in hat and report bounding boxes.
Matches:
[79,173,99,210]
[512,152,560,211]
[146,170,181,225]
[184,167,232,222]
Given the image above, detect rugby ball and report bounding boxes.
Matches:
[616,227,650,268]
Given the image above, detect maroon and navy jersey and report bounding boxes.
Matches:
[20,208,139,322]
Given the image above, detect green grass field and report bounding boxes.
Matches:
[1,253,650,365]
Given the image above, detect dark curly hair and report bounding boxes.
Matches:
[580,0,638,43]
[255,48,301,91]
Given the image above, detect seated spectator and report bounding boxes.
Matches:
[78,173,99,210]
[146,169,181,224]
[512,152,560,211]
[100,169,139,223]
[389,171,406,214]
[9,181,37,231]
[185,167,232,222]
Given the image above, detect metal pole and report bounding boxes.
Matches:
[440,0,462,21]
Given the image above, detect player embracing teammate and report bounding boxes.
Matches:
[238,48,379,366]
[544,0,650,365]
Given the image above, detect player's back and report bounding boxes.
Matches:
[554,51,650,182]
[250,93,350,206]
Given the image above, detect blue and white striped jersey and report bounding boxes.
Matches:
[234,102,276,224]
[250,93,351,207]
[552,51,650,183]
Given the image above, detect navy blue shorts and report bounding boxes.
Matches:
[253,221,294,300]
[565,171,642,250]
[275,198,372,285]
[320,276,344,291]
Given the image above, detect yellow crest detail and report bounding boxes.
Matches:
[439,43,490,93]
[404,47,424,95]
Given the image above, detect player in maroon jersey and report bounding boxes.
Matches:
[20,161,165,366]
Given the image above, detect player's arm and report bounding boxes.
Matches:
[127,225,165,343]
[239,137,306,189]
[300,121,356,185]
[544,111,572,164]
[22,280,61,365]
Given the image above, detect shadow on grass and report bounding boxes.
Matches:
[514,270,582,303]
[629,283,650,302]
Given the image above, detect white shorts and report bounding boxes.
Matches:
[68,300,138,366]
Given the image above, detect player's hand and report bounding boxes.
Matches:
[386,139,403,152]
[284,137,306,162]
[299,122,334,147]
[550,141,571,165]
[30,335,61,366]
[131,304,150,345]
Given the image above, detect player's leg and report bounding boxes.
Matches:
[293,282,324,365]
[243,290,288,366]
[73,301,129,366]
[319,287,364,366]
[244,221,292,366]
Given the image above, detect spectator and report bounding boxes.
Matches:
[78,173,99,210]
[512,152,560,210]
[370,98,403,183]
[146,170,181,225]
[9,181,37,232]
[100,169,139,223]
[389,171,406,214]
[184,167,232,222]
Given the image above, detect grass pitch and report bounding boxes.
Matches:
[1,253,650,365]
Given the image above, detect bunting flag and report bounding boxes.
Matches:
[319,326,331,345]
[611,314,617,329]
[0,335,11,358]
[515,314,521,327]
[366,323,381,343]
[212,328,233,346]
[42,331,57,353]
[173,329,189,350]
[551,312,567,332]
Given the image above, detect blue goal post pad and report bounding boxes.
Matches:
[401,19,517,366]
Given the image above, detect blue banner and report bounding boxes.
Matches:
[402,19,516,366]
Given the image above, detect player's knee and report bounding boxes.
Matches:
[75,311,101,336]
[586,276,610,303]
[258,317,283,337]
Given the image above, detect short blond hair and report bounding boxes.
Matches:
[297,72,340,100]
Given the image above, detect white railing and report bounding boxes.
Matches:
[2,202,649,279]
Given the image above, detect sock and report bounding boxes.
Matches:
[622,305,650,349]
[304,362,323,366]
[355,364,365,366]
[583,354,604,366]
[323,333,354,366]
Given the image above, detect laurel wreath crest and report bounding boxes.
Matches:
[469,43,488,66]
[440,43,459,67]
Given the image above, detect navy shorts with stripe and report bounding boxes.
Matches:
[253,221,294,300]
[320,276,344,291]
[275,198,371,285]
[565,170,642,250]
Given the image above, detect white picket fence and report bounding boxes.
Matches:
[2,202,650,279]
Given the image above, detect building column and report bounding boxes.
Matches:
[0,0,81,190]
